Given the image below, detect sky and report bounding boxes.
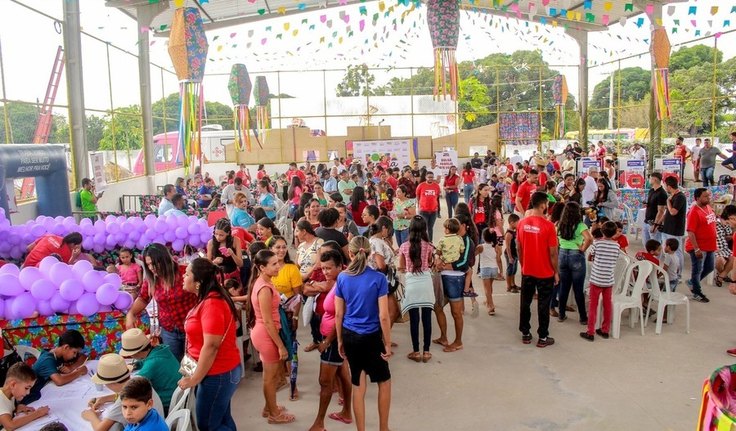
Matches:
[1,0,734,122]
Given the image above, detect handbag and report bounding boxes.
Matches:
[0,333,22,385]
[301,295,315,328]
[179,301,234,378]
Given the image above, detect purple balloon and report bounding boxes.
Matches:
[155,220,168,233]
[9,246,23,260]
[187,223,200,235]
[94,233,105,246]
[82,271,104,292]
[79,218,93,227]
[30,224,46,237]
[39,256,59,275]
[50,262,74,282]
[105,215,116,224]
[0,298,4,319]
[11,293,36,319]
[94,220,106,233]
[76,292,98,316]
[107,223,120,235]
[121,222,134,234]
[177,215,189,228]
[163,231,176,243]
[175,227,188,239]
[37,300,53,316]
[0,263,20,276]
[93,244,105,254]
[96,283,119,306]
[73,260,94,278]
[113,291,133,310]
[19,267,43,291]
[59,279,84,301]
[103,273,122,287]
[172,239,185,252]
[129,231,141,242]
[51,224,66,236]
[50,292,70,313]
[0,274,24,296]
[68,301,80,315]
[144,214,157,227]
[106,235,117,247]
[30,279,56,301]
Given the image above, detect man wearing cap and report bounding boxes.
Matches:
[119,328,181,412]
[82,353,165,430]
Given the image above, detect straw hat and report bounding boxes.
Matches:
[91,353,132,385]
[119,328,151,357]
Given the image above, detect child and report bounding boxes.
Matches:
[662,238,681,291]
[117,248,142,299]
[436,218,465,266]
[504,214,520,293]
[120,378,167,431]
[479,228,503,316]
[636,239,661,266]
[580,221,620,341]
[40,423,68,431]
[82,354,165,431]
[118,329,181,412]
[23,329,87,404]
[0,363,50,430]
[614,221,629,254]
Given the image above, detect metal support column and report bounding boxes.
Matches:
[567,28,589,151]
[62,0,88,183]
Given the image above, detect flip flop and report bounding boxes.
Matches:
[432,338,449,347]
[268,412,296,425]
[328,412,353,424]
[262,405,285,418]
[488,308,495,316]
[442,344,463,353]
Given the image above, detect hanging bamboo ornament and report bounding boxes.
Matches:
[552,75,569,139]
[228,64,259,152]
[651,27,672,120]
[427,0,460,101]
[253,76,270,141]
[168,7,209,173]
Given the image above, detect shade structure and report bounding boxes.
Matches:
[168,7,209,173]
[552,75,569,139]
[228,63,260,152]
[651,28,672,120]
[427,0,460,101]
[253,76,270,140]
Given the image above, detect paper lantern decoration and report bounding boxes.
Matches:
[168,7,209,173]
[228,64,261,152]
[552,75,569,139]
[253,76,270,140]
[650,28,671,120]
[426,0,460,101]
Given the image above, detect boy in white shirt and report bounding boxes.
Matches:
[0,363,50,430]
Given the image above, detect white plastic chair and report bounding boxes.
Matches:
[166,408,191,431]
[623,204,641,239]
[596,252,633,328]
[612,260,652,339]
[645,264,690,335]
[15,345,41,362]
[168,387,190,418]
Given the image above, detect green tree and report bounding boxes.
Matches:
[458,76,491,129]
[0,102,40,143]
[336,64,386,96]
[151,93,235,134]
[589,67,651,129]
[99,106,143,151]
[670,45,722,73]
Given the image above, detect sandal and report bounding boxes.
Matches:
[422,352,432,363]
[407,352,421,362]
[328,412,353,424]
[262,405,285,418]
[267,412,296,425]
[488,308,495,316]
[303,343,319,352]
[432,338,449,347]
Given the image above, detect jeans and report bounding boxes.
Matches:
[463,183,474,203]
[557,249,588,322]
[659,233,684,279]
[702,166,715,187]
[642,223,662,249]
[721,155,736,170]
[445,191,459,218]
[688,250,715,296]
[195,365,242,431]
[395,228,409,246]
[409,307,432,352]
[420,210,438,242]
[519,275,555,339]
[161,328,186,362]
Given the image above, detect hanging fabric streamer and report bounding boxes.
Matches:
[650,28,672,120]
[426,0,460,101]
[228,64,261,152]
[168,7,209,173]
[253,76,270,141]
[552,75,568,139]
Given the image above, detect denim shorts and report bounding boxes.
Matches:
[320,339,343,366]
[505,257,518,277]
[441,273,466,302]
[479,267,499,280]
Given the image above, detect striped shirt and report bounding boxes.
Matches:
[589,239,620,287]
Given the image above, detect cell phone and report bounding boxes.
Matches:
[219,247,230,257]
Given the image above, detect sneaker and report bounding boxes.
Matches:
[522,333,533,344]
[727,348,736,357]
[686,280,693,291]
[536,337,555,348]
[692,293,710,303]
[579,332,594,342]
[595,329,610,339]
[549,309,559,317]
[557,315,568,323]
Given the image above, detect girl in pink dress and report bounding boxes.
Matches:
[116,248,142,298]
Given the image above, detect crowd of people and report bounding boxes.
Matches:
[6,142,736,430]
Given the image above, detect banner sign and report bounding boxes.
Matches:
[499,112,541,141]
[578,157,600,175]
[90,153,107,192]
[434,149,458,177]
[345,139,418,170]
[622,159,646,189]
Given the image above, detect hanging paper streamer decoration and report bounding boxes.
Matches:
[651,28,672,120]
[253,76,270,140]
[552,75,569,139]
[426,0,459,101]
[227,64,259,152]
[168,7,209,173]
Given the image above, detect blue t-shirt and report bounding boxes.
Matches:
[198,185,213,208]
[259,193,277,219]
[335,267,388,334]
[24,350,63,403]
[231,207,255,228]
[123,408,167,431]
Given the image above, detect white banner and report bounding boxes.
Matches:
[351,139,412,170]
[434,150,458,177]
[90,153,107,192]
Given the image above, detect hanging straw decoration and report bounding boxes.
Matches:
[552,75,569,139]
[651,28,672,120]
[427,0,460,101]
[168,7,209,173]
[228,64,259,152]
[253,76,270,141]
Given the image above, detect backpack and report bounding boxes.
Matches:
[718,174,733,186]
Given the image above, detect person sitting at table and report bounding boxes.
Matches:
[22,329,88,404]
[82,354,164,431]
[120,378,167,431]
[22,232,83,268]
[0,363,50,430]
[118,329,180,413]
[40,423,68,431]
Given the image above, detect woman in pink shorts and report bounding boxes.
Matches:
[249,249,295,425]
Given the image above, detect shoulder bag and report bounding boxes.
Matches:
[179,300,234,378]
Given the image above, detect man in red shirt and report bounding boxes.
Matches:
[516,191,559,348]
[685,188,717,303]
[515,169,538,215]
[416,171,442,241]
[673,137,690,183]
[23,232,83,268]
[285,162,306,183]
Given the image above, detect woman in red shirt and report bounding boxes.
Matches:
[178,258,241,429]
[461,162,476,204]
[444,165,460,218]
[470,183,492,234]
[349,186,370,235]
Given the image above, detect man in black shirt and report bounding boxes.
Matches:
[643,172,667,245]
[660,176,687,280]
[470,152,483,169]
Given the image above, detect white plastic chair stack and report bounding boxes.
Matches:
[15,345,41,362]
[168,387,191,419]
[166,408,191,431]
[612,260,652,339]
[645,264,690,335]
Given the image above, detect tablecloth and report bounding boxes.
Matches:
[618,185,733,211]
